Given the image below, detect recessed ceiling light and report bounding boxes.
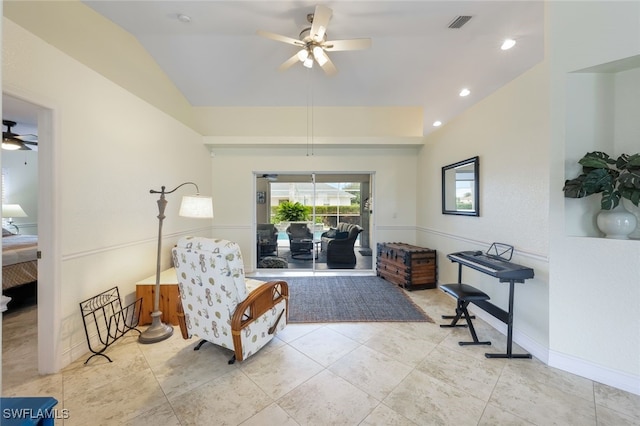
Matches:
[433,121,442,127]
[459,88,470,97]
[501,39,516,50]
[177,14,192,23]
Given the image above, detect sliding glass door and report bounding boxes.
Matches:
[255,172,373,271]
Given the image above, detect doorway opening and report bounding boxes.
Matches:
[255,172,373,272]
[2,91,57,375]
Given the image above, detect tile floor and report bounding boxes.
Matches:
[3,285,640,425]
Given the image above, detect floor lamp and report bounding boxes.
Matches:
[138,182,213,344]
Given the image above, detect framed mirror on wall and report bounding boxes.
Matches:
[442,156,480,216]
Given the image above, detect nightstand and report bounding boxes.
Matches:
[136,268,180,326]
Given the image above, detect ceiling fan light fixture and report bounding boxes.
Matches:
[303,56,314,68]
[297,49,309,62]
[2,139,22,151]
[501,38,516,50]
[257,5,371,75]
[312,46,328,66]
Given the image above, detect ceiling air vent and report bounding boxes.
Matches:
[448,15,472,29]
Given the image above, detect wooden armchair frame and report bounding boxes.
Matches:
[230,280,288,362]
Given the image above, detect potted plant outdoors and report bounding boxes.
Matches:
[275,201,310,222]
[563,151,640,238]
[275,201,312,239]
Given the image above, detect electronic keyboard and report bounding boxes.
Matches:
[447,251,534,282]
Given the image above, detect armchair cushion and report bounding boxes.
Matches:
[323,228,337,238]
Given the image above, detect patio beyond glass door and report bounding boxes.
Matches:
[255,172,373,271]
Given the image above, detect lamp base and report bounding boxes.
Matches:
[138,311,174,344]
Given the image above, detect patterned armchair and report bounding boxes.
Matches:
[172,237,288,364]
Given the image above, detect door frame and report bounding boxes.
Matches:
[2,87,60,373]
[254,171,375,273]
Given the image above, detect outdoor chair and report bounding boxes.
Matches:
[257,223,279,257]
[321,223,363,265]
[286,222,313,254]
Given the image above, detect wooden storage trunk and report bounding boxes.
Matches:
[376,242,437,290]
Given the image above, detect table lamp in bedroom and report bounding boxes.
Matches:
[2,203,27,233]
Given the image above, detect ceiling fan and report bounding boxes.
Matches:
[259,174,278,181]
[2,120,38,151]
[257,5,372,75]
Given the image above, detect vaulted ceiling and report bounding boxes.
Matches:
[3,1,544,137]
[83,1,544,135]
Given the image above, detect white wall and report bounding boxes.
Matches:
[208,145,419,272]
[416,1,640,396]
[417,62,550,358]
[548,1,640,395]
[2,18,212,370]
[2,150,38,234]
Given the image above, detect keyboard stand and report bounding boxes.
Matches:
[443,262,532,359]
[483,279,531,359]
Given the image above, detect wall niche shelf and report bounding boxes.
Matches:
[564,54,640,239]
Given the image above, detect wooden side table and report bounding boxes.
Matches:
[136,268,180,326]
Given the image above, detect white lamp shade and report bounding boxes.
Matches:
[312,46,328,66]
[179,195,213,218]
[2,204,27,218]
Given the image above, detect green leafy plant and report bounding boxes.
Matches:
[563,151,640,209]
[274,201,310,222]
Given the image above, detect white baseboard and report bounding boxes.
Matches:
[548,351,640,396]
[468,305,640,396]
[467,305,548,363]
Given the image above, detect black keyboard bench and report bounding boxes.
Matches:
[440,282,532,359]
[440,283,492,346]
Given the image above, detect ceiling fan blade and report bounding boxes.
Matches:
[324,38,372,52]
[278,53,301,72]
[319,54,338,76]
[310,5,332,42]
[256,30,304,47]
[16,134,37,143]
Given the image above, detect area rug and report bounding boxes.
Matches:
[261,275,433,323]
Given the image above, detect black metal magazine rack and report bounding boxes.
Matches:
[79,286,142,364]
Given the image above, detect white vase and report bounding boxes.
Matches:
[622,198,640,239]
[596,203,637,239]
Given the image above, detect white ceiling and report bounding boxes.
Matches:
[3,1,544,137]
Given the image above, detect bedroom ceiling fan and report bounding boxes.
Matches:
[2,120,38,151]
[257,5,372,75]
[259,174,279,181]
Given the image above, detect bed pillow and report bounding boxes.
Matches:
[2,228,15,237]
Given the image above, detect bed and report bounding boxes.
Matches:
[2,228,38,290]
